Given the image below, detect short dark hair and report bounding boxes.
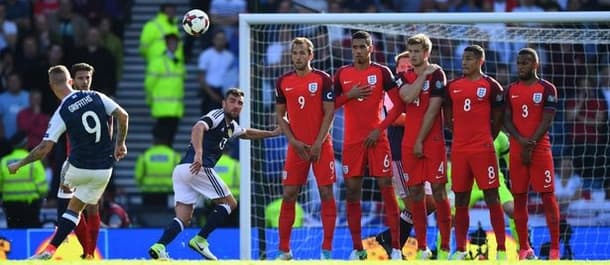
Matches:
[352,30,372,46]
[225,88,245,98]
[518,47,539,63]
[70,63,95,76]
[464,45,485,60]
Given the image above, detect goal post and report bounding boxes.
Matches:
[239,11,610,260]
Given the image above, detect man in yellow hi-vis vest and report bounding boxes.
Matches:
[0,148,48,228]
[138,3,183,62]
[145,33,185,147]
[135,136,181,207]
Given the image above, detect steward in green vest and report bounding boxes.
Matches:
[138,3,183,62]
[135,137,181,207]
[214,152,240,199]
[145,33,186,147]
[0,148,48,228]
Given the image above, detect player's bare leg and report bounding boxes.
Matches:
[31,197,88,259]
[540,192,560,259]
[431,182,451,259]
[277,185,300,260]
[376,176,401,259]
[190,195,236,260]
[453,191,471,260]
[409,183,432,259]
[149,202,194,260]
[483,188,507,259]
[318,184,336,259]
[345,177,366,260]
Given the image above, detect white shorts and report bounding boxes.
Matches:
[57,160,76,199]
[173,164,232,205]
[63,162,113,205]
[392,160,432,198]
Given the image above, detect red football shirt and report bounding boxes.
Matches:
[334,63,395,145]
[446,75,504,151]
[276,69,334,145]
[396,68,446,147]
[507,79,558,150]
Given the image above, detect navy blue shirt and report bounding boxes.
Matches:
[44,91,119,169]
[181,109,245,167]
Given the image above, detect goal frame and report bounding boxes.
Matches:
[237,11,610,260]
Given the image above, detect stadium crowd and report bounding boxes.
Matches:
[0,0,608,233]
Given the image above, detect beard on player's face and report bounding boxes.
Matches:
[519,71,534,81]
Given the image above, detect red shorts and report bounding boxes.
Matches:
[283,139,336,186]
[342,140,392,178]
[451,147,499,193]
[509,142,555,194]
[402,142,447,186]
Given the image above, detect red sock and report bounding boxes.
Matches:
[455,205,469,251]
[513,193,530,250]
[278,200,295,252]
[74,214,89,255]
[320,199,337,251]
[488,202,506,251]
[87,213,101,256]
[542,192,560,250]
[436,198,452,251]
[411,199,427,250]
[381,186,400,249]
[346,201,363,250]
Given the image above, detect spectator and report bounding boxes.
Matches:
[555,158,582,213]
[16,90,49,150]
[99,16,124,82]
[71,27,117,97]
[0,2,18,51]
[209,0,246,54]
[138,3,181,62]
[0,48,15,93]
[134,134,181,207]
[33,14,61,51]
[32,0,60,16]
[144,33,185,146]
[99,188,131,228]
[40,44,65,115]
[5,0,31,32]
[0,72,29,141]
[48,0,89,51]
[197,30,235,114]
[564,77,609,191]
[0,147,48,228]
[15,34,46,91]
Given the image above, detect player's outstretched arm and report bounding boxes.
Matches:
[111,106,129,161]
[7,140,54,174]
[240,127,281,140]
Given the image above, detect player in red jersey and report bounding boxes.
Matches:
[334,31,401,260]
[275,37,336,260]
[376,34,451,259]
[504,48,560,260]
[444,45,507,260]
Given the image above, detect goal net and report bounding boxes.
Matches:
[238,12,610,260]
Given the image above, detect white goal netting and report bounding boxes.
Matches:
[244,16,610,260]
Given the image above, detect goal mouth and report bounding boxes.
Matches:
[239,11,610,260]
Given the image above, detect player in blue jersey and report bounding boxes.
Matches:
[148,88,281,260]
[8,65,129,260]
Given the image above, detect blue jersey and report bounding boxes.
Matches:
[181,109,245,168]
[44,91,119,169]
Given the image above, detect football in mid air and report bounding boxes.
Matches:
[182,9,210,36]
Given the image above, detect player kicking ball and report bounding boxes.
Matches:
[148,89,280,260]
